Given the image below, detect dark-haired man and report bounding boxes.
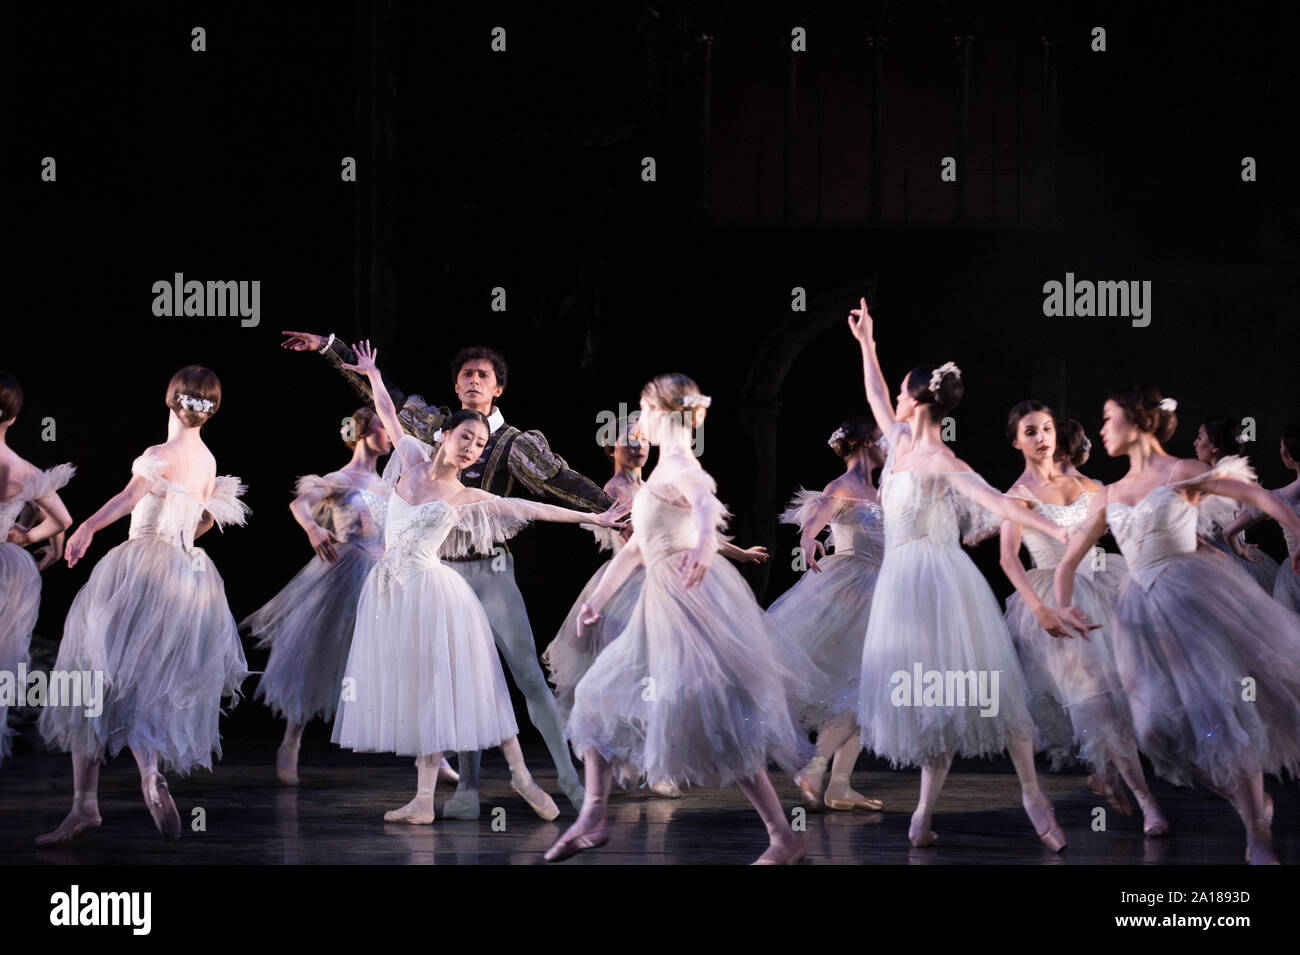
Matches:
[281,331,613,817]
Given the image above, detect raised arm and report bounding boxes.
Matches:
[340,341,403,451]
[281,330,406,409]
[847,297,900,428]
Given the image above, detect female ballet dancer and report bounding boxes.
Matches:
[774,414,889,812]
[241,406,453,786]
[37,366,250,844]
[543,420,769,799]
[546,373,828,864]
[330,343,628,824]
[1194,415,1280,592]
[997,401,1167,834]
[1,372,75,767]
[1055,387,1300,864]
[847,298,1074,851]
[1217,421,1300,615]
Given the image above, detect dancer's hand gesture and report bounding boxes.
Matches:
[1227,534,1264,562]
[576,601,602,637]
[308,525,340,563]
[679,540,713,589]
[847,297,875,346]
[593,498,632,529]
[1057,605,1100,640]
[341,340,379,375]
[1035,603,1086,640]
[280,330,328,351]
[65,523,94,568]
[799,535,825,573]
[735,544,769,565]
[6,522,28,545]
[34,536,63,571]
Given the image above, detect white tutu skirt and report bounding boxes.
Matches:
[241,544,378,724]
[542,558,646,725]
[331,563,519,756]
[37,537,249,774]
[859,541,1039,766]
[1004,561,1135,772]
[1,542,41,763]
[767,553,879,725]
[1274,560,1300,616]
[1111,551,1300,789]
[566,556,824,789]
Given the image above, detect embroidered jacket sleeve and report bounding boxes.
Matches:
[319,337,450,443]
[506,429,615,512]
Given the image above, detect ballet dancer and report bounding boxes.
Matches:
[37,366,250,844]
[241,406,454,787]
[1,371,75,767]
[1219,422,1300,614]
[281,329,613,816]
[847,298,1073,851]
[997,400,1167,834]
[543,419,769,799]
[330,343,628,824]
[547,373,829,865]
[774,414,889,813]
[1194,415,1280,591]
[1054,386,1300,864]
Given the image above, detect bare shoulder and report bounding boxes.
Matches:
[1168,457,1210,482]
[455,487,495,505]
[1073,474,1105,493]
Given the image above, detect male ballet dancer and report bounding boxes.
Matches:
[281,330,614,817]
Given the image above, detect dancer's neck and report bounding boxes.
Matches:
[1125,438,1172,475]
[844,448,876,489]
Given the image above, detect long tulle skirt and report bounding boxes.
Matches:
[331,564,519,756]
[767,553,879,726]
[542,558,645,725]
[1271,558,1300,615]
[1004,559,1135,772]
[566,555,825,789]
[0,542,40,763]
[1110,551,1300,789]
[241,544,378,724]
[37,537,249,774]
[859,539,1039,766]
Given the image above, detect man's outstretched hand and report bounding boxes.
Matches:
[281,330,328,352]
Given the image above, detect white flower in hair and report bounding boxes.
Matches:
[681,394,711,408]
[177,393,214,413]
[1081,437,1092,454]
[928,362,961,396]
[1158,397,1177,412]
[827,426,848,447]
[1235,430,1249,444]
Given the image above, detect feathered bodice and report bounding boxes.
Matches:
[878,422,999,550]
[1011,487,1097,569]
[629,465,729,568]
[127,454,248,555]
[780,488,884,563]
[1107,456,1254,590]
[0,462,75,538]
[375,492,539,592]
[295,474,387,554]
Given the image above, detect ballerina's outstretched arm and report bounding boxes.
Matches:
[946,468,1072,543]
[846,297,902,428]
[64,474,155,568]
[1193,477,1300,574]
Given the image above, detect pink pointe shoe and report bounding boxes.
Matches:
[753,833,806,865]
[1023,792,1066,853]
[142,771,182,840]
[544,822,610,862]
[908,809,938,848]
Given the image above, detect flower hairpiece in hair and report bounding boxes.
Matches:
[681,394,711,408]
[1081,437,1092,454]
[1158,397,1177,412]
[827,427,848,447]
[1235,429,1249,445]
[177,393,214,414]
[929,362,960,396]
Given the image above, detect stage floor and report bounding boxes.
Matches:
[3,738,1294,865]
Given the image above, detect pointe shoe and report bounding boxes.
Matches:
[511,775,560,822]
[437,758,459,785]
[1245,794,1274,863]
[824,782,885,812]
[908,810,938,848]
[1141,803,1170,837]
[753,833,806,865]
[544,822,610,862]
[384,790,436,825]
[1088,768,1133,816]
[35,810,103,847]
[276,744,300,786]
[1023,793,1067,853]
[650,779,682,798]
[142,771,182,841]
[794,772,824,810]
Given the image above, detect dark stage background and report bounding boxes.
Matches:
[5,1,1296,748]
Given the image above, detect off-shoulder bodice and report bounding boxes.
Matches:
[1016,489,1097,569]
[127,454,248,555]
[630,469,729,567]
[0,462,75,538]
[780,489,883,562]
